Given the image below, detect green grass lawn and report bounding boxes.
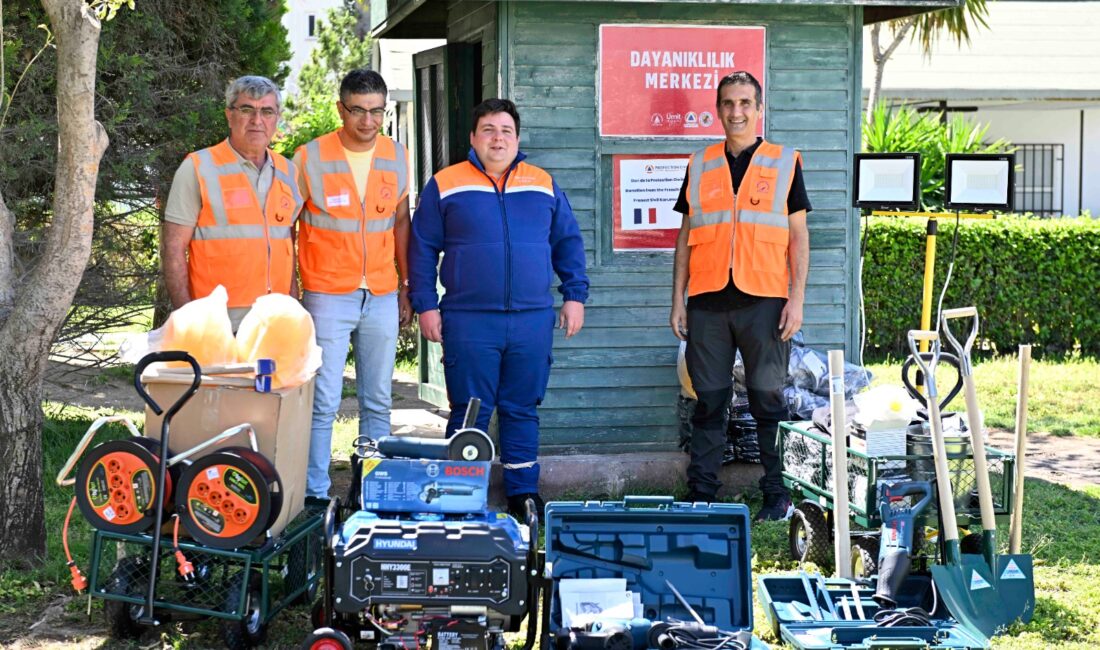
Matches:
[865,355,1100,437]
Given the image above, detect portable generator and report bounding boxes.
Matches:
[305,399,541,650]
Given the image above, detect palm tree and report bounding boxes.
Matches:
[866,0,991,122]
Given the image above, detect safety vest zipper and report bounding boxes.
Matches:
[264,210,272,295]
[729,194,738,278]
[359,185,368,288]
[261,163,273,295]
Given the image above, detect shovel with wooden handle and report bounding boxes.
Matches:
[1009,344,1031,555]
[908,329,1007,641]
[941,308,1035,629]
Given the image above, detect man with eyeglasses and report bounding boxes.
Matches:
[293,69,412,499]
[163,75,304,330]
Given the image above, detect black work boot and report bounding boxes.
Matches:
[685,489,717,503]
[507,493,545,524]
[755,492,793,522]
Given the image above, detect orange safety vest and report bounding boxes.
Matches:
[685,140,801,298]
[189,140,303,309]
[296,131,409,295]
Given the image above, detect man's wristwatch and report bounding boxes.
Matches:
[399,278,410,291]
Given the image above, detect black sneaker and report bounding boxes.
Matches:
[507,493,545,524]
[755,493,793,522]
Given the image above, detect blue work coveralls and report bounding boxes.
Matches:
[408,148,589,496]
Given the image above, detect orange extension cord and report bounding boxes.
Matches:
[63,497,88,593]
[173,515,195,580]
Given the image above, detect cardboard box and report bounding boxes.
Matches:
[360,458,490,513]
[142,373,314,540]
[850,426,908,471]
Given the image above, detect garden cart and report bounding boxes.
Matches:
[58,351,324,649]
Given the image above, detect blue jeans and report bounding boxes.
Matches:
[441,309,554,496]
[303,289,398,498]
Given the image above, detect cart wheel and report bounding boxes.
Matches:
[222,571,267,650]
[103,557,151,639]
[851,537,880,578]
[301,627,353,650]
[287,532,321,606]
[960,532,983,555]
[789,502,833,568]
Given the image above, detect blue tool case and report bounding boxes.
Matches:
[757,574,990,649]
[542,496,768,650]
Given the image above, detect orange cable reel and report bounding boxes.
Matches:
[175,446,282,549]
[73,437,179,534]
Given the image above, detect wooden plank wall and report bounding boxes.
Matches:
[458,2,859,452]
[447,1,498,98]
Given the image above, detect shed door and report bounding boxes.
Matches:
[412,42,481,408]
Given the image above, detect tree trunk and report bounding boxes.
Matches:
[0,343,48,568]
[866,18,915,124]
[0,0,108,565]
[0,192,14,317]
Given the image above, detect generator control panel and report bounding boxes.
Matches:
[352,557,513,602]
[332,511,529,616]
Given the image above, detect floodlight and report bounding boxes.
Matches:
[853,153,921,210]
[945,153,1015,211]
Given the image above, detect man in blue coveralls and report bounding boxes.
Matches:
[408,98,589,519]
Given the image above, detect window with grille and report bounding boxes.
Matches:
[1013,144,1063,216]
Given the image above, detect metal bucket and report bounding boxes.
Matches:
[906,420,976,507]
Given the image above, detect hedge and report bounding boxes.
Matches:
[862,215,1100,357]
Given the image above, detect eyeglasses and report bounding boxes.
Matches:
[340,101,386,120]
[231,104,279,120]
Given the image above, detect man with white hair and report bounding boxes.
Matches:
[163,75,304,330]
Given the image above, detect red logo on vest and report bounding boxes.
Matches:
[756,180,770,194]
[380,186,393,200]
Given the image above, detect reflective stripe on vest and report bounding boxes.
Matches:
[297,131,409,295]
[686,140,800,299]
[189,140,301,308]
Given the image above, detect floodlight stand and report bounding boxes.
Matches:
[870,210,994,393]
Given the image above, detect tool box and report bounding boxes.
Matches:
[542,496,768,650]
[757,573,990,649]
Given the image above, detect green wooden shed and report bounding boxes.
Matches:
[369,0,954,453]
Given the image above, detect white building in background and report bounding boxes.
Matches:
[374,38,446,203]
[863,2,1100,216]
[281,2,442,202]
[282,0,345,97]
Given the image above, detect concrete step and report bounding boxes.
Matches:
[489,452,763,505]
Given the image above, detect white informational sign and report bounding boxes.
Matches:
[614,157,689,251]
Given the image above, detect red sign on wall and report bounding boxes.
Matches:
[599,24,766,138]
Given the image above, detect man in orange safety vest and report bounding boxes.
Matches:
[163,75,303,330]
[293,70,413,499]
[670,71,811,521]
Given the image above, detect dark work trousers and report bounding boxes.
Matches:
[684,297,791,498]
[441,308,555,497]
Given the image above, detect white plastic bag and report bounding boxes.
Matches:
[853,385,920,431]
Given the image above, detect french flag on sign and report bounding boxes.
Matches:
[633,207,658,225]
